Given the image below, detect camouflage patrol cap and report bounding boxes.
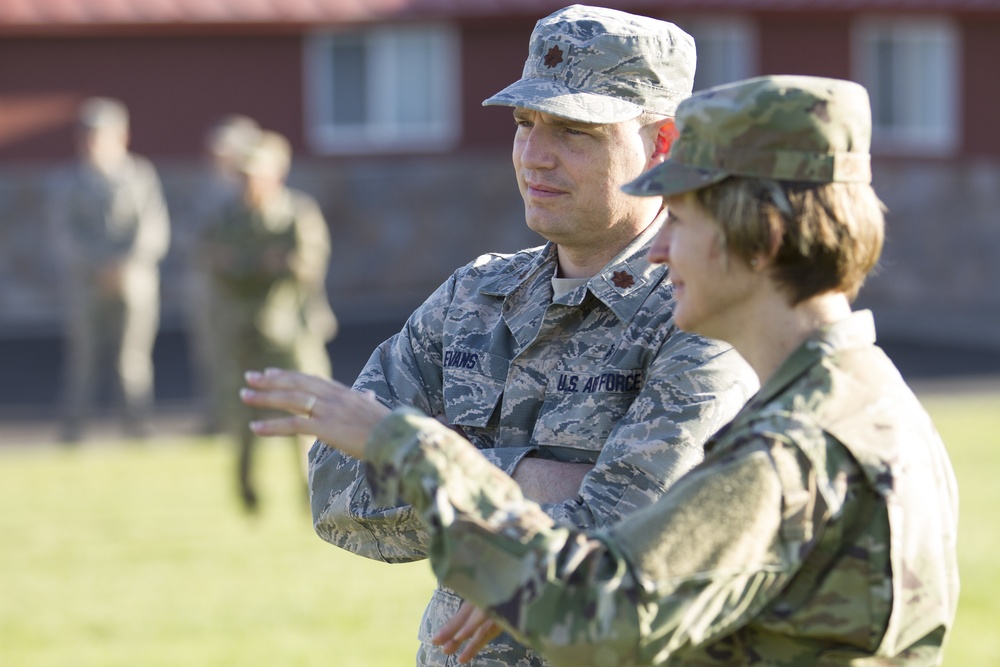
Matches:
[77,97,130,131]
[239,130,292,178]
[207,114,261,160]
[483,4,696,123]
[624,75,873,198]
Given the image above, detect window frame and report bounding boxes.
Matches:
[676,15,758,93]
[303,22,462,155]
[852,16,961,156]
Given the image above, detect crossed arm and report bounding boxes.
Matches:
[435,457,594,661]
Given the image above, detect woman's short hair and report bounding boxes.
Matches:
[686,176,885,304]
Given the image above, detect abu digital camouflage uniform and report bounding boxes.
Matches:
[363,311,959,666]
[49,140,170,440]
[310,223,757,665]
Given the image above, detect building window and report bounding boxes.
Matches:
[677,17,757,92]
[853,17,959,154]
[305,24,461,154]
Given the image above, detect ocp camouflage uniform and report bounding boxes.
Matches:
[362,311,959,667]
[203,187,337,432]
[310,222,757,665]
[49,152,170,439]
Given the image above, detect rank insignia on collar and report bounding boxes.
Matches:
[611,270,635,289]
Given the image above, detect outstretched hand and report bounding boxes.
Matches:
[240,368,390,460]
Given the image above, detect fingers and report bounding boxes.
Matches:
[239,385,314,416]
[244,367,344,396]
[241,368,344,417]
[432,602,501,663]
[248,415,313,437]
[432,602,475,654]
[240,367,388,460]
[457,621,502,664]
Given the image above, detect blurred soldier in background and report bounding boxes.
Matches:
[179,115,261,434]
[200,130,337,512]
[49,96,171,442]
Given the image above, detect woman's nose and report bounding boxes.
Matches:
[648,225,671,265]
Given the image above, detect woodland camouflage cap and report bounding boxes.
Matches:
[483,4,696,122]
[624,75,873,198]
[239,130,291,177]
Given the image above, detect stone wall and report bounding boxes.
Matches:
[2,155,998,348]
[857,159,1000,348]
[0,153,537,335]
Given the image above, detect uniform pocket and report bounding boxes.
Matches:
[442,347,508,429]
[416,586,462,644]
[531,366,643,451]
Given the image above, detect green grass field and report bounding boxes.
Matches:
[0,436,436,667]
[1,391,998,666]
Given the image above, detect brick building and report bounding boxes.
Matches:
[1,0,998,346]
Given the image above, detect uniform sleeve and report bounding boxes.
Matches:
[45,170,76,271]
[290,193,338,342]
[290,194,330,290]
[45,168,117,274]
[308,273,457,562]
[366,409,822,667]
[130,157,171,267]
[542,332,758,530]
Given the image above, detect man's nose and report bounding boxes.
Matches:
[517,127,556,170]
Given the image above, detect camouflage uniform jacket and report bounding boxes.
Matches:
[49,154,170,295]
[201,187,337,347]
[309,223,757,664]
[363,310,960,667]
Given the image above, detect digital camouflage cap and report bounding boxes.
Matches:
[624,75,873,198]
[77,97,129,131]
[483,4,696,123]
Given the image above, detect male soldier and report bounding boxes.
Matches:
[180,115,262,434]
[307,6,756,665]
[49,97,171,442]
[243,75,959,666]
[201,130,337,512]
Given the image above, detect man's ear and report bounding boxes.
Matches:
[652,119,679,162]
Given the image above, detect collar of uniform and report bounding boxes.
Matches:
[532,219,664,313]
[588,255,666,322]
[748,310,876,417]
[477,224,667,322]
[478,243,558,297]
[704,310,877,457]
[587,223,667,322]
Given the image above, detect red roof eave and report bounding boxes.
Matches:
[1,0,999,36]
